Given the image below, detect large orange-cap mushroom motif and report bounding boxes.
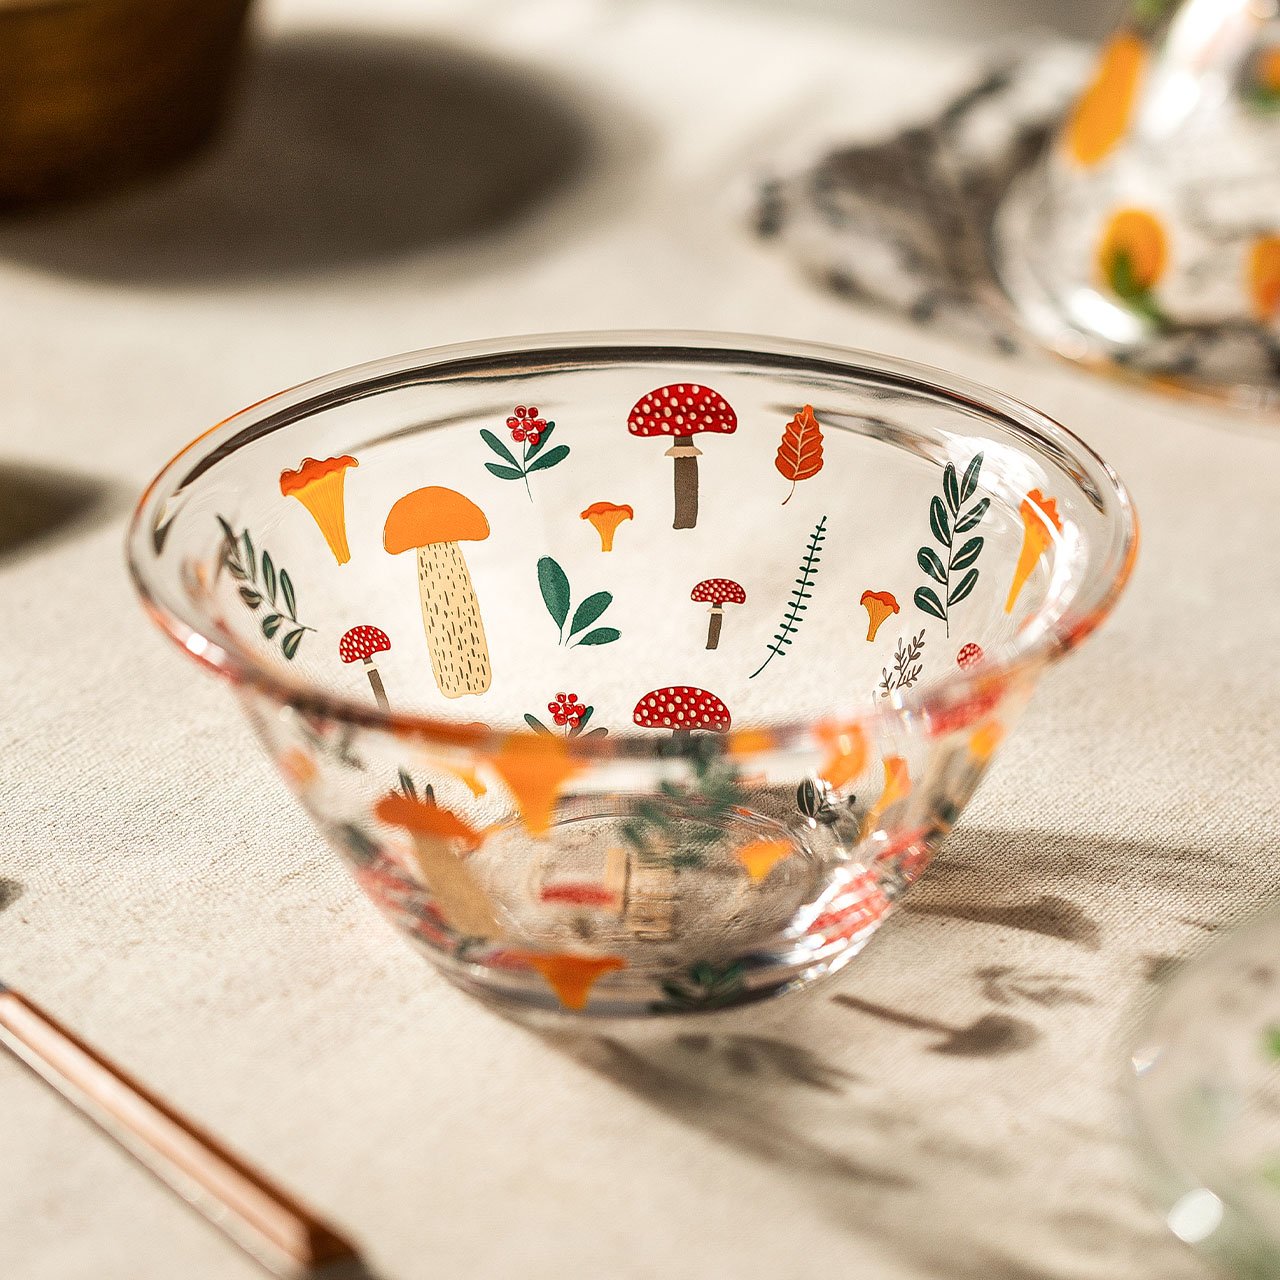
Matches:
[280,455,358,564]
[580,502,633,552]
[628,384,737,530]
[1005,489,1063,615]
[859,590,899,642]
[691,578,746,649]
[384,487,492,698]
[374,792,500,939]
[633,687,731,738]
[522,952,626,1010]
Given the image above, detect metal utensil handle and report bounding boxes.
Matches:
[0,988,356,1276]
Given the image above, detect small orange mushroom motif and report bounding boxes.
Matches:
[524,952,626,1010]
[859,590,900,642]
[813,720,867,791]
[280,455,358,565]
[580,502,634,552]
[736,839,793,884]
[1005,489,1063,615]
[486,733,583,836]
[864,756,911,832]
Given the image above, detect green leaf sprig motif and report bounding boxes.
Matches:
[217,517,315,659]
[750,515,827,679]
[536,556,620,647]
[482,405,569,500]
[915,455,987,638]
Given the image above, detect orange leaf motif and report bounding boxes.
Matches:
[775,404,825,505]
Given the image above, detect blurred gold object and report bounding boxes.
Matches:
[0,0,254,208]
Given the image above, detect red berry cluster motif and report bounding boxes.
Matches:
[548,692,587,727]
[506,405,547,446]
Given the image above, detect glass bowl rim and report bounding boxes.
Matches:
[126,329,1139,759]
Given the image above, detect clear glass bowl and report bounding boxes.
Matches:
[127,332,1137,1016]
[1130,908,1280,1276]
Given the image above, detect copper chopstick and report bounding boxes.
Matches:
[0,983,361,1277]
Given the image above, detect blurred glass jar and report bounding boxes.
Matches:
[0,0,254,208]
[995,0,1280,408]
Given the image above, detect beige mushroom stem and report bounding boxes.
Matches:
[706,604,724,650]
[665,437,702,530]
[362,659,389,711]
[417,541,491,698]
[406,833,502,938]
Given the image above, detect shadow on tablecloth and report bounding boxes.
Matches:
[0,31,645,287]
[535,821,1275,1280]
[0,462,123,565]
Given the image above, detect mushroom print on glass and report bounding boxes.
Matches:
[279,456,358,565]
[860,590,899,642]
[338,625,391,710]
[690,578,746,649]
[383,487,492,698]
[632,687,732,739]
[627,384,737,530]
[580,502,633,552]
[1006,490,1062,615]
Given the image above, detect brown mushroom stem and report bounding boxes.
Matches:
[416,541,491,698]
[406,834,502,938]
[665,437,701,530]
[363,658,389,711]
[706,605,724,650]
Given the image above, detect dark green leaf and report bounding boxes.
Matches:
[241,531,256,580]
[949,536,984,572]
[917,546,946,583]
[261,550,277,603]
[523,421,555,461]
[480,429,520,467]
[281,628,306,660]
[524,714,553,735]
[261,613,283,638]
[569,590,612,636]
[216,515,237,551]
[279,569,297,620]
[578,727,609,740]
[929,496,951,547]
[575,626,620,646]
[397,768,416,798]
[947,568,979,606]
[238,587,263,608]
[943,463,960,515]
[914,586,946,621]
[961,452,984,503]
[537,556,571,631]
[484,462,524,480]
[576,705,594,730]
[1263,1023,1280,1062]
[954,498,990,533]
[526,444,570,474]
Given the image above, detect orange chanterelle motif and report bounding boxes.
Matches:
[280,455,359,565]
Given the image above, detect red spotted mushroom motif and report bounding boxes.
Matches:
[633,687,731,738]
[690,578,746,650]
[956,643,984,670]
[339,625,391,710]
[627,384,737,530]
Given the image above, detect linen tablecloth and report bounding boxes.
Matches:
[3,1,1278,1276]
